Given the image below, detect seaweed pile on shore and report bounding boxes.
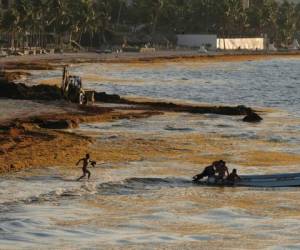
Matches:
[0,80,61,100]
[0,100,160,173]
[0,79,262,122]
[0,77,263,173]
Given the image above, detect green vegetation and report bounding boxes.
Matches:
[0,0,300,48]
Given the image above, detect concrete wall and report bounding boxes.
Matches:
[177,34,217,50]
[217,38,266,50]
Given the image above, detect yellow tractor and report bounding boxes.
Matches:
[61,67,94,105]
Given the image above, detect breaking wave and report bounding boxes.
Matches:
[0,177,192,209]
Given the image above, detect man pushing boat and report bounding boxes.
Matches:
[215,160,230,182]
[193,161,218,183]
[193,160,240,185]
[193,162,300,187]
[227,169,241,185]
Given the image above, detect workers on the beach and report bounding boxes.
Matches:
[76,154,96,181]
[193,160,240,185]
[215,160,229,181]
[227,169,241,185]
[193,161,218,182]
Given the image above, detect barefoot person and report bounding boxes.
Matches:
[76,154,96,181]
[193,161,218,182]
[215,160,229,182]
[227,169,241,185]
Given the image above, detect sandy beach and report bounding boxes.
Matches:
[1,51,300,249]
[1,50,300,69]
[1,50,300,174]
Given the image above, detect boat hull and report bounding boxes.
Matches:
[194,173,300,187]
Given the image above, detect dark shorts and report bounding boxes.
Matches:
[83,167,90,174]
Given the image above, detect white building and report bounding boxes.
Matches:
[177,34,267,51]
[217,37,266,50]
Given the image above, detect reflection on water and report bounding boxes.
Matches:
[2,58,300,249]
[2,166,300,249]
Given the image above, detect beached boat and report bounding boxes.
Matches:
[194,173,300,187]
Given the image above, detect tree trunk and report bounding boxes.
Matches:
[90,33,93,48]
[117,2,123,26]
[11,31,15,49]
[69,31,73,44]
[151,8,160,35]
[79,30,84,45]
[102,30,107,44]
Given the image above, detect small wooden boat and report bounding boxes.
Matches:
[194,173,300,187]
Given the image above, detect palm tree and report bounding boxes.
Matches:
[277,0,297,46]
[1,0,300,49]
[0,8,19,48]
[77,0,97,46]
[150,0,165,35]
[93,0,113,45]
[45,0,71,47]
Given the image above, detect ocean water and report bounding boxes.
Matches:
[74,58,300,115]
[1,58,300,249]
[29,58,300,115]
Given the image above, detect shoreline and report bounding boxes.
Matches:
[0,81,261,174]
[0,101,162,174]
[0,80,262,174]
[1,99,299,175]
[1,51,300,175]
[1,50,300,70]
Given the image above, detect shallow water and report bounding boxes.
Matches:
[30,58,300,115]
[2,58,300,249]
[2,164,300,249]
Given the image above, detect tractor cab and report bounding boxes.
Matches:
[68,76,82,89]
[61,67,94,105]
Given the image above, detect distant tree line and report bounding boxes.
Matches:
[0,0,299,48]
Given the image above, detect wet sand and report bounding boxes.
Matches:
[0,99,163,173]
[1,51,300,174]
[1,50,300,70]
[1,55,300,249]
[2,100,297,174]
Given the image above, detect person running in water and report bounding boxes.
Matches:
[76,154,96,181]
